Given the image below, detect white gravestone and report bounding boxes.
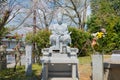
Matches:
[111,50,120,62]
[92,54,104,80]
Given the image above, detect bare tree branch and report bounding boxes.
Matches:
[0,10,11,30]
[15,11,32,29]
[37,0,55,29]
[6,8,21,24]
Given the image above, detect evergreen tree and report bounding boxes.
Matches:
[88,0,120,53]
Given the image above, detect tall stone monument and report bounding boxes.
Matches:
[25,44,32,76]
[41,12,79,80]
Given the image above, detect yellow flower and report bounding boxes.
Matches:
[97,32,104,39]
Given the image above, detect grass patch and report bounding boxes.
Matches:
[79,56,92,64]
[0,63,42,80]
[32,63,42,76]
[78,55,111,64]
[103,55,111,59]
[0,55,110,80]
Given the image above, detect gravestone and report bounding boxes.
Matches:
[111,50,120,62]
[104,50,120,80]
[92,53,104,80]
[92,50,120,80]
[25,44,32,76]
[41,23,79,80]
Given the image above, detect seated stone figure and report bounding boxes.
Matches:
[49,22,71,47]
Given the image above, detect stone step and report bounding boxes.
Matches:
[48,77,78,80]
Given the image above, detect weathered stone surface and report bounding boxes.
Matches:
[25,44,32,76]
[48,78,78,80]
[41,21,79,80]
[92,54,103,80]
[111,50,120,62]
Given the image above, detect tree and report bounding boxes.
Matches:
[0,0,10,30]
[34,0,90,30]
[87,0,120,53]
[36,0,56,29]
[0,0,26,38]
[54,0,90,30]
[68,27,92,56]
[26,29,51,62]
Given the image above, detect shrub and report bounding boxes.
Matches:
[26,28,92,56]
[68,27,92,56]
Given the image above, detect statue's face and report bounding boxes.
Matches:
[58,20,62,25]
[57,12,63,25]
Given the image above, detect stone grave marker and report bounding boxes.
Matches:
[25,44,32,76]
[92,53,104,80]
[111,50,120,62]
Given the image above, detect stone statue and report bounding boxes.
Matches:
[49,12,71,48]
[40,9,79,80]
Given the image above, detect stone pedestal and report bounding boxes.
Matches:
[41,47,79,80]
[41,22,79,80]
[104,62,120,80]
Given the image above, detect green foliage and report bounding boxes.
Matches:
[0,27,8,37]
[0,27,8,44]
[0,64,41,80]
[88,0,120,54]
[26,29,51,55]
[79,56,91,64]
[25,32,34,44]
[68,27,92,56]
[26,28,92,56]
[35,30,51,48]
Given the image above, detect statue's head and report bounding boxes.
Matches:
[57,11,63,25]
[58,20,62,25]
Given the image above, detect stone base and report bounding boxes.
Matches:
[104,62,120,80]
[48,77,78,80]
[41,53,79,80]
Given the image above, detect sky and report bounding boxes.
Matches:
[7,0,91,30]
[8,0,32,8]
[7,0,32,27]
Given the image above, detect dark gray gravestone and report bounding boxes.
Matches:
[92,53,104,80]
[25,44,32,76]
[104,50,120,80]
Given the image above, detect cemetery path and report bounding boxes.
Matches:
[79,64,91,80]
